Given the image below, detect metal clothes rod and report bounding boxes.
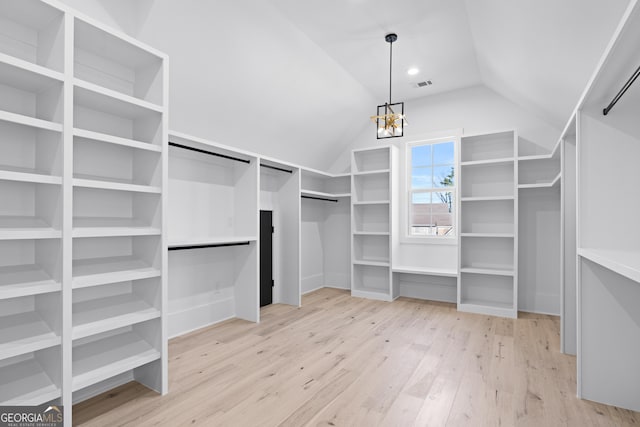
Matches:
[301,195,338,203]
[168,241,251,251]
[169,141,251,164]
[260,163,293,174]
[603,64,640,116]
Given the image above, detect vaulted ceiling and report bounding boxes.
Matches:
[60,0,630,169]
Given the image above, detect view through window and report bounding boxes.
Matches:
[409,140,456,237]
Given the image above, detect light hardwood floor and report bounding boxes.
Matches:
[74,288,640,426]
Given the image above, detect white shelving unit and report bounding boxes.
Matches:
[167,132,259,338]
[458,131,518,318]
[351,146,396,301]
[573,1,640,411]
[0,2,168,423]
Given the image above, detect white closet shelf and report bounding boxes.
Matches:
[74,84,162,121]
[73,294,161,340]
[0,264,61,299]
[0,358,60,405]
[578,248,640,284]
[518,172,561,189]
[460,196,515,202]
[392,266,457,277]
[353,200,390,205]
[73,176,161,194]
[73,128,162,153]
[0,55,63,91]
[72,331,160,392]
[458,301,515,318]
[168,236,257,249]
[0,52,64,82]
[352,169,390,176]
[0,217,61,240]
[73,218,161,238]
[74,79,163,114]
[352,231,390,236]
[0,167,62,185]
[301,189,350,199]
[73,255,160,289]
[460,267,514,276]
[352,260,390,267]
[351,288,392,302]
[460,157,515,167]
[460,233,515,238]
[0,311,60,361]
[0,110,63,133]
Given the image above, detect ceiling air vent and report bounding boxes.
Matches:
[416,80,433,88]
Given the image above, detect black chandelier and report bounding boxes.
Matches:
[371,33,406,139]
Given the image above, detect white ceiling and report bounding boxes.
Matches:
[268,0,630,127]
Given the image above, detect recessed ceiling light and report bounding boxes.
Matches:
[407,67,419,76]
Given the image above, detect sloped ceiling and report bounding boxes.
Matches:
[59,0,631,167]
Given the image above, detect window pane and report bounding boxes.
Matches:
[433,165,455,188]
[411,167,432,189]
[432,191,455,236]
[433,141,454,165]
[411,145,431,168]
[410,192,432,236]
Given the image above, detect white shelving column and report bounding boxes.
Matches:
[351,146,396,301]
[69,13,168,407]
[458,131,518,318]
[574,0,640,411]
[0,0,65,408]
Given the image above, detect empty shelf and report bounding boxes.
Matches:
[352,260,390,267]
[0,311,60,361]
[578,248,640,284]
[0,216,61,240]
[73,175,161,194]
[0,264,61,299]
[73,217,161,238]
[460,196,514,202]
[460,267,514,276]
[73,293,160,340]
[0,358,60,405]
[392,266,458,277]
[0,110,63,133]
[73,255,160,289]
[458,301,515,318]
[0,167,62,185]
[352,169,390,176]
[72,331,160,391]
[351,288,392,302]
[73,128,162,153]
[460,157,515,167]
[74,81,162,120]
[460,233,515,238]
[300,189,350,199]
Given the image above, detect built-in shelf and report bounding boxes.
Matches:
[73,294,161,340]
[460,233,515,238]
[73,256,160,289]
[73,176,161,194]
[352,231,390,236]
[0,311,60,361]
[168,236,256,249]
[0,217,61,240]
[73,218,161,238]
[72,331,160,392]
[460,196,515,202]
[352,260,390,267]
[352,169,390,176]
[0,52,64,83]
[518,172,561,189]
[578,248,640,284]
[459,267,514,276]
[300,189,350,199]
[74,79,163,115]
[392,266,458,277]
[0,358,61,405]
[73,128,162,153]
[0,168,62,185]
[0,265,60,299]
[353,200,390,205]
[458,301,514,318]
[0,110,63,133]
[460,157,515,167]
[351,288,392,302]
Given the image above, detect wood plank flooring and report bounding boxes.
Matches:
[74,288,640,426]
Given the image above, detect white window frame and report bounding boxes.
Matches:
[401,135,460,245]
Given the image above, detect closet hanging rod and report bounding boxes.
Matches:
[301,195,338,203]
[603,64,640,115]
[168,241,251,251]
[260,164,293,174]
[169,141,251,164]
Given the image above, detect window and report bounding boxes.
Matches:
[408,139,456,237]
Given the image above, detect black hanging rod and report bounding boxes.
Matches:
[302,195,338,203]
[168,241,251,251]
[260,163,293,174]
[169,141,250,164]
[603,64,640,116]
